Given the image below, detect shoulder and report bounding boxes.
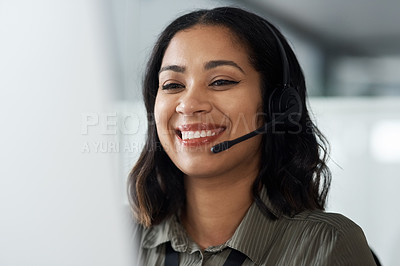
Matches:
[283,210,369,248]
[280,210,376,265]
[290,210,363,234]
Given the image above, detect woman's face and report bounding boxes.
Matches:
[155,25,263,179]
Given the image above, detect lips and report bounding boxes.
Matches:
[176,123,225,146]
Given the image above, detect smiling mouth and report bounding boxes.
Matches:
[176,124,226,146]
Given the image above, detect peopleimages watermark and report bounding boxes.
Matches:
[81,112,146,154]
[81,111,305,135]
[80,111,309,153]
[81,112,143,135]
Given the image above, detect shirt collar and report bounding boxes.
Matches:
[141,186,283,264]
[226,187,284,265]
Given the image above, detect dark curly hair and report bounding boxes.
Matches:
[128,6,331,227]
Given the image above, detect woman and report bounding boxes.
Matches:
[128,7,376,266]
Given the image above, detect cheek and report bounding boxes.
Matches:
[154,97,162,125]
[228,99,263,132]
[154,96,168,126]
[246,93,263,128]
[154,96,175,139]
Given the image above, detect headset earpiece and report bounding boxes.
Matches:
[268,85,302,126]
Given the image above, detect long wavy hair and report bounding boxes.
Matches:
[128,6,331,227]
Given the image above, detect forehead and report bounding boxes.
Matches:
[162,25,250,66]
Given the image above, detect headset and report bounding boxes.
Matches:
[211,20,303,154]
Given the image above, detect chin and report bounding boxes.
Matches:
[177,161,222,178]
[183,160,247,180]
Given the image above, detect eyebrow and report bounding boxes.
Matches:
[159,65,186,75]
[158,60,245,76]
[204,60,245,73]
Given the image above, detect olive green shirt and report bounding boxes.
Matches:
[134,188,376,265]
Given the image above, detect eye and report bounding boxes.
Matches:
[161,83,185,92]
[209,79,240,89]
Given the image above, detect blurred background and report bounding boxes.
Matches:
[1,0,399,265]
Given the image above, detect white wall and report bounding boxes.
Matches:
[0,1,134,265]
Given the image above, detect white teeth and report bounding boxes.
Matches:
[181,130,220,140]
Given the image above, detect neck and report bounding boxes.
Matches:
[181,170,257,250]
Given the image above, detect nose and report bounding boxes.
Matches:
[176,86,212,116]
